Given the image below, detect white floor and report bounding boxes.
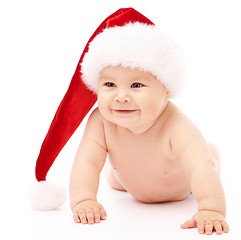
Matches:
[1,167,240,240]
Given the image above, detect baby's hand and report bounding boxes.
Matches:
[181,210,229,235]
[72,200,107,224]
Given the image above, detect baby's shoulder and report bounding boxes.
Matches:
[88,107,104,123]
[83,108,107,147]
[166,102,197,131]
[89,107,101,118]
[167,102,203,148]
[84,107,105,132]
[88,108,115,131]
[165,102,186,123]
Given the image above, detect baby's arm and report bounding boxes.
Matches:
[171,115,229,235]
[69,108,107,224]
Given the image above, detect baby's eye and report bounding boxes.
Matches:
[105,82,116,88]
[131,82,144,88]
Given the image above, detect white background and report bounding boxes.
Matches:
[0,0,240,239]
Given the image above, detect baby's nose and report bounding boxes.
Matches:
[115,89,130,103]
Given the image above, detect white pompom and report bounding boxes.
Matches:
[29,181,67,211]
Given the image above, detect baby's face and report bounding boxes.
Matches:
[97,66,170,134]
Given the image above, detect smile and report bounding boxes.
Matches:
[112,109,139,115]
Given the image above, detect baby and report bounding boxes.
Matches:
[32,8,229,236]
[69,65,229,235]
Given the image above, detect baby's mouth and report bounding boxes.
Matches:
[112,109,138,114]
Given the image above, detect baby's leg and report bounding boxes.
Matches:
[103,161,126,191]
[208,143,221,174]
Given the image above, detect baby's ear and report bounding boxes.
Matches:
[162,84,171,98]
[165,89,171,99]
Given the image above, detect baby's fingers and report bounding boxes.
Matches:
[100,207,107,220]
[181,217,196,229]
[73,212,80,223]
[78,209,88,224]
[73,209,88,224]
[197,221,205,234]
[93,209,101,223]
[221,221,229,233]
[214,221,223,234]
[204,221,213,235]
[86,207,95,224]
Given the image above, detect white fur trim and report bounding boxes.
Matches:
[81,22,184,97]
[29,181,67,211]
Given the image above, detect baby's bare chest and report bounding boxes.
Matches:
[103,125,191,202]
[104,125,181,176]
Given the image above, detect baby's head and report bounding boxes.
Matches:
[97,65,170,132]
[80,22,184,131]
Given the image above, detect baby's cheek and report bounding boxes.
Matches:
[97,98,112,120]
[143,100,159,114]
[97,102,107,115]
[144,101,164,119]
[97,93,107,108]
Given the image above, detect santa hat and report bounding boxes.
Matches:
[29,8,184,210]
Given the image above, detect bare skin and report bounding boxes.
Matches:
[69,66,229,235]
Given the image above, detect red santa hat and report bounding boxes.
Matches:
[29,8,184,210]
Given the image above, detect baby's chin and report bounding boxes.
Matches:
[107,115,141,131]
[110,117,139,129]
